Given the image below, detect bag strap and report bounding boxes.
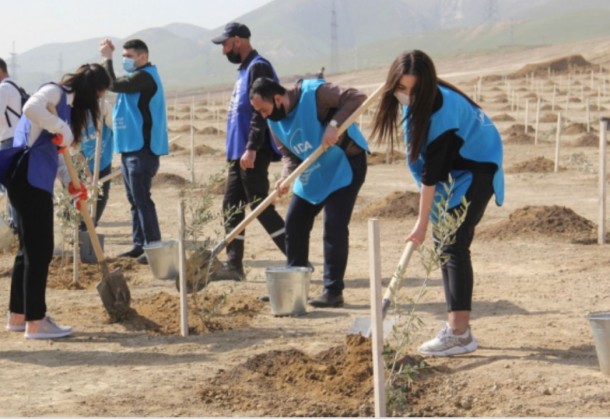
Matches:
[1,80,24,127]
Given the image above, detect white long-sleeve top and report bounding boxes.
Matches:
[22,83,75,185]
[0,77,23,141]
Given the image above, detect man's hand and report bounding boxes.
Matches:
[321,124,339,151]
[239,150,257,171]
[273,177,290,197]
[100,39,115,60]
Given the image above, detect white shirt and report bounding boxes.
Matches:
[23,83,75,185]
[0,76,23,141]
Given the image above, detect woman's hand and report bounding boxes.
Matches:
[405,217,427,246]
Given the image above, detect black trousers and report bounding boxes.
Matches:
[285,152,367,294]
[222,151,286,268]
[440,172,494,312]
[6,153,54,321]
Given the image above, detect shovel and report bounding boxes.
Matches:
[177,83,384,293]
[348,240,417,338]
[49,105,131,320]
[62,147,132,320]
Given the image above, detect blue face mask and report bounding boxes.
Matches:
[122,57,136,73]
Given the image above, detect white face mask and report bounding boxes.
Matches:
[394,91,412,106]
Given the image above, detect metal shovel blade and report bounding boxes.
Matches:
[96,266,132,321]
[348,316,396,339]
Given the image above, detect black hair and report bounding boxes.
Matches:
[0,58,7,73]
[123,39,149,54]
[372,50,478,163]
[60,63,111,144]
[249,77,286,103]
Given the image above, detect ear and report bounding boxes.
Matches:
[273,94,283,107]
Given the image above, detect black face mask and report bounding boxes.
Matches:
[268,102,286,121]
[226,49,242,64]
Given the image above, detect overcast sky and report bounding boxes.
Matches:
[0,0,273,60]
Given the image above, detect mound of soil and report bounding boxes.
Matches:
[478,205,595,241]
[539,112,559,123]
[505,156,555,173]
[492,94,509,103]
[491,113,515,122]
[47,257,138,290]
[355,190,419,220]
[540,104,562,111]
[502,124,535,144]
[169,124,194,133]
[194,144,220,156]
[196,126,220,135]
[563,123,588,135]
[122,289,264,335]
[511,55,595,78]
[367,150,406,165]
[153,173,190,188]
[571,132,599,147]
[198,335,378,416]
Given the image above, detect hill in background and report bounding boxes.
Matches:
[9,0,610,92]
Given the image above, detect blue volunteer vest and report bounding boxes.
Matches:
[226,54,280,160]
[402,85,504,211]
[267,79,369,204]
[113,65,168,155]
[80,116,113,172]
[5,83,71,194]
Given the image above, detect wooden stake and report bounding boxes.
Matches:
[524,99,529,134]
[178,200,189,336]
[368,219,386,418]
[599,118,610,244]
[554,112,561,173]
[586,98,591,133]
[73,227,79,285]
[534,97,541,145]
[552,84,556,111]
[190,97,195,184]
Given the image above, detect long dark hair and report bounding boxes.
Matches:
[371,50,478,163]
[60,64,110,143]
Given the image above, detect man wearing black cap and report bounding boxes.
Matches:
[210,22,286,281]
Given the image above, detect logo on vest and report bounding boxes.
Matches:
[299,162,320,186]
[287,128,314,157]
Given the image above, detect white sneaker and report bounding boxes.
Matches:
[24,316,72,339]
[6,311,26,332]
[418,322,477,356]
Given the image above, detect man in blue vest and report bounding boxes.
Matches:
[100,38,168,265]
[250,77,368,308]
[210,22,286,281]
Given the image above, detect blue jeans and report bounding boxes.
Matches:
[121,149,161,248]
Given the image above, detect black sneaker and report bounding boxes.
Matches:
[209,262,245,281]
[308,291,344,308]
[136,254,148,265]
[118,247,144,258]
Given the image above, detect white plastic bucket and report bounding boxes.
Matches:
[265,267,311,316]
[587,312,610,376]
[143,240,179,280]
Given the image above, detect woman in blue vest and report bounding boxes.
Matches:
[79,99,113,226]
[371,50,504,356]
[250,77,369,308]
[2,64,110,339]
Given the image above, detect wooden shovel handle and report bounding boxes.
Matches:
[47,104,106,264]
[381,240,417,318]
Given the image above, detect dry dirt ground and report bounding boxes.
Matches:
[2,38,610,417]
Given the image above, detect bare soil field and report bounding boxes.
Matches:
[1,39,610,416]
